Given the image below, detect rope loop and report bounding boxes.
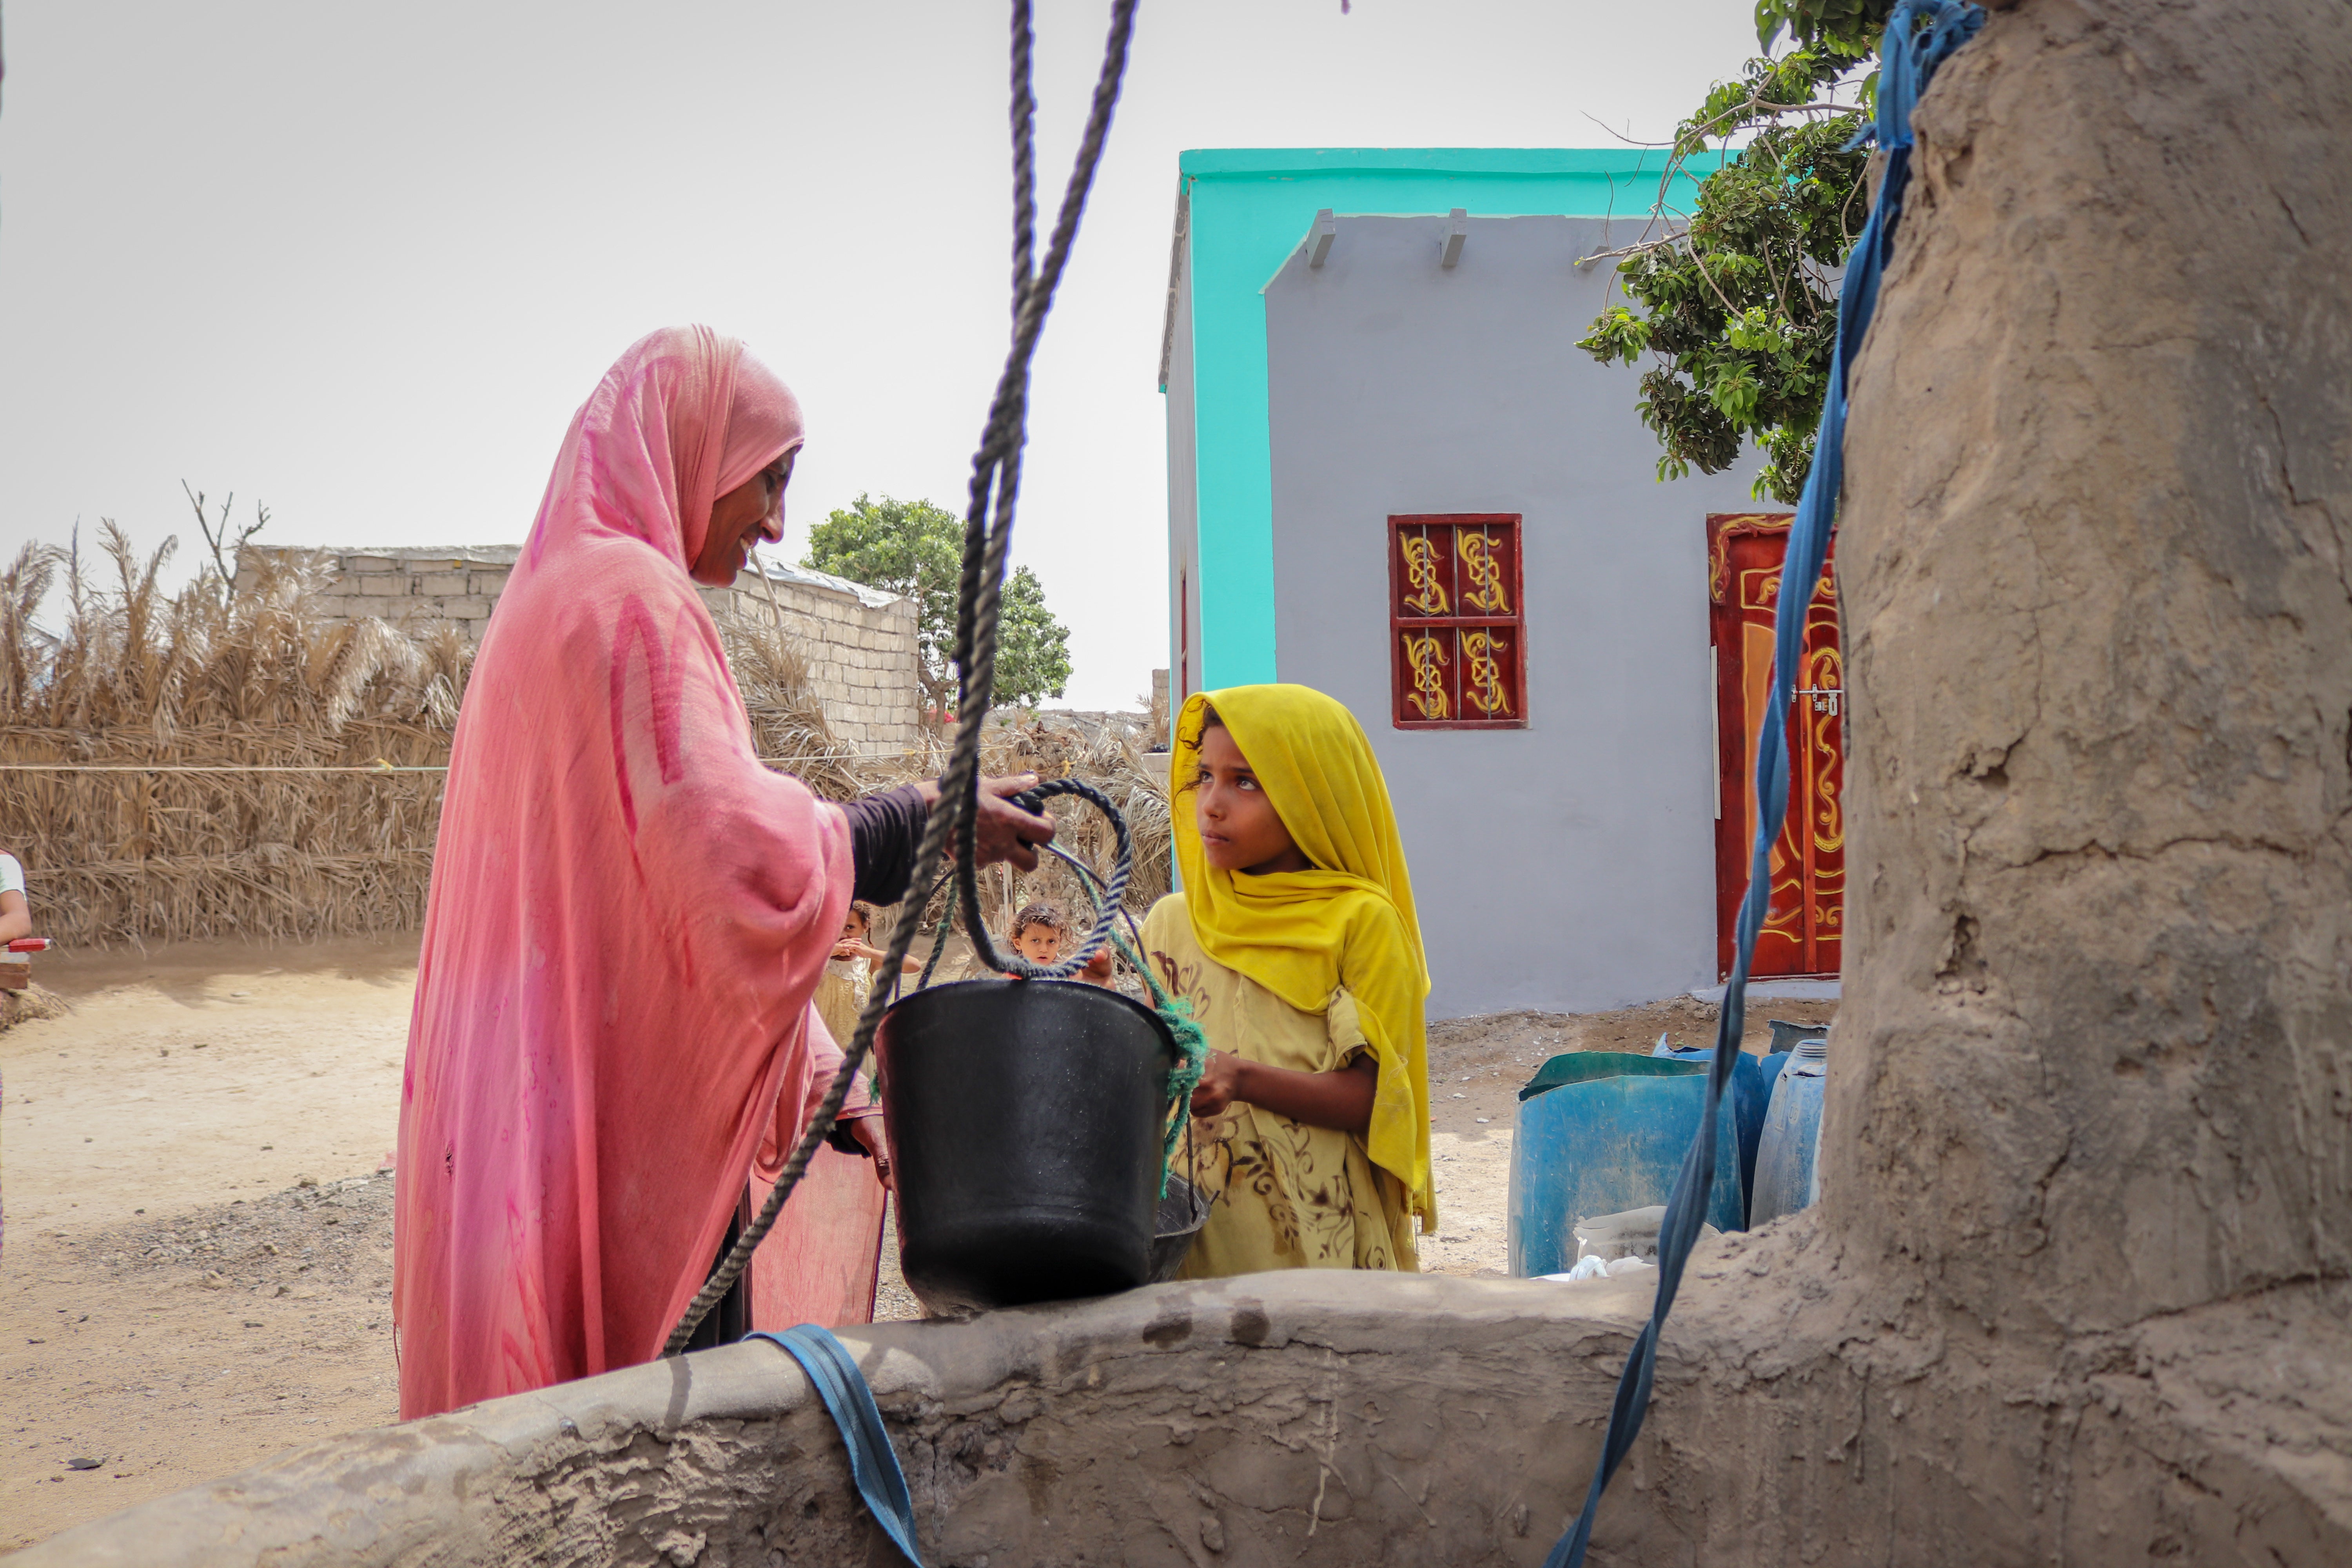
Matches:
[961,774,1133,980]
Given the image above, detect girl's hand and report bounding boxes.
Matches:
[1081,947,1116,985]
[1189,1049,1246,1118]
[1188,1053,1377,1136]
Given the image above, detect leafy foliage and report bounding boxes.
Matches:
[992,558,1074,710]
[1579,29,1886,503]
[802,493,1072,711]
[1755,0,1895,54]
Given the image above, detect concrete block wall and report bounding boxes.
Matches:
[254,546,922,750]
[697,564,923,749]
[281,546,519,628]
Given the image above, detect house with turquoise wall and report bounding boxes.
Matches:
[1162,148,1782,1020]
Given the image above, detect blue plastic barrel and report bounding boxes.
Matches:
[1650,1038,1769,1212]
[1508,1052,1746,1277]
[1749,1041,1828,1225]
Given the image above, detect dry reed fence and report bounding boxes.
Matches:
[0,526,1170,951]
[0,530,470,947]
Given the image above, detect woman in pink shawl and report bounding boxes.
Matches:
[394,326,1049,1419]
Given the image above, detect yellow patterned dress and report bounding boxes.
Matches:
[1143,898,1418,1275]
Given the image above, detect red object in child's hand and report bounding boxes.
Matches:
[7,937,50,953]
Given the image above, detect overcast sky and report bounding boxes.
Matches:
[0,0,1763,709]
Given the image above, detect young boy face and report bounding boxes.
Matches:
[1015,921,1062,965]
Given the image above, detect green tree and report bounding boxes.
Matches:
[1580,2,1897,503]
[803,493,1072,711]
[992,561,1074,710]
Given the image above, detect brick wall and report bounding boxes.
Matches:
[256,546,922,750]
[698,565,923,749]
[305,545,520,630]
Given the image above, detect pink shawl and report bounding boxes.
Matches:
[394,326,856,1418]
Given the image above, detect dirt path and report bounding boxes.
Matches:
[1,937,1831,1548]
[2,938,415,1550]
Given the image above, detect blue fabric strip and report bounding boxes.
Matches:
[749,1325,927,1566]
[1543,6,1984,1563]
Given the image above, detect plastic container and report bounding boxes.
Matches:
[876,978,1180,1314]
[1649,1039,1770,1215]
[1749,1039,1829,1226]
[1754,1021,1823,1152]
[1508,1052,1747,1277]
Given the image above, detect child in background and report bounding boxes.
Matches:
[1142,684,1432,1275]
[1009,900,1116,987]
[816,902,920,1049]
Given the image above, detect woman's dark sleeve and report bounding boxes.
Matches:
[842,783,930,905]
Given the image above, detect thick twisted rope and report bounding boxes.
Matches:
[665,0,1138,1355]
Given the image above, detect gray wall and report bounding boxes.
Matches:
[1265,215,1759,1018]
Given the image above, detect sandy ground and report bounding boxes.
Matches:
[1,939,414,1549]
[0,937,1832,1549]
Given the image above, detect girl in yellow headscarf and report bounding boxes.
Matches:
[1141,684,1432,1276]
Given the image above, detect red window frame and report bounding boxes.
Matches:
[1387,513,1526,730]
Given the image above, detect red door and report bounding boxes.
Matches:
[1709,513,1844,980]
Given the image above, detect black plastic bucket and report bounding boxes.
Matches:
[876,978,1180,1315]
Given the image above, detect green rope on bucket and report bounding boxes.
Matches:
[1133,945,1209,1195]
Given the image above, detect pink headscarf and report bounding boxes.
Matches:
[394,327,854,1418]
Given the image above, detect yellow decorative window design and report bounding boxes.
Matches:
[1388,515,1525,730]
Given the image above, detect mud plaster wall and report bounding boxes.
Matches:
[1829,0,2352,1323]
[11,1274,1668,1568]
[1621,2,2352,1561]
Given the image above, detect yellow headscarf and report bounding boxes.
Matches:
[1170,684,1434,1228]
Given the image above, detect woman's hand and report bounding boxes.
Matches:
[971,774,1054,870]
[848,1116,895,1191]
[913,773,1056,872]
